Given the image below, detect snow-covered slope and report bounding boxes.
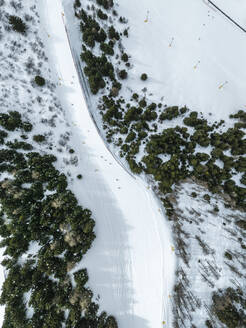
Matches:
[61,0,246,327]
[38,1,175,327]
[214,0,246,26]
[116,0,246,122]
[169,181,246,327]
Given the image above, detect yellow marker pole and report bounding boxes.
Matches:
[144,10,149,23]
[218,81,228,89]
[193,60,200,70]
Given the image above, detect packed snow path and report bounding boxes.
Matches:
[38,1,175,327]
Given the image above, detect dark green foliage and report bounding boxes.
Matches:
[123,28,128,37]
[126,156,142,174]
[159,106,179,121]
[0,111,32,132]
[100,42,114,55]
[235,220,246,230]
[74,0,81,7]
[163,197,174,217]
[139,98,147,108]
[141,73,148,81]
[205,320,213,328]
[96,0,114,10]
[224,251,232,260]
[125,131,136,143]
[0,130,8,144]
[81,50,114,94]
[234,157,246,172]
[33,134,46,143]
[0,111,117,328]
[124,106,142,123]
[97,9,108,20]
[146,128,187,156]
[35,75,45,86]
[230,110,246,122]
[74,268,88,286]
[119,69,127,79]
[212,288,246,328]
[191,129,210,147]
[103,104,122,123]
[6,140,33,151]
[121,53,128,62]
[77,174,82,179]
[143,104,157,121]
[80,12,106,48]
[108,26,120,40]
[9,15,26,33]
[240,173,246,185]
[203,194,211,202]
[183,111,208,129]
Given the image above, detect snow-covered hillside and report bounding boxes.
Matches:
[0,0,175,327]
[116,0,246,122]
[64,0,246,327]
[39,2,175,327]
[0,0,245,327]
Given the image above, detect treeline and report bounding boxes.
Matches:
[0,111,117,328]
[0,5,118,326]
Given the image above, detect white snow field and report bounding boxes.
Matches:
[115,0,246,122]
[38,1,175,328]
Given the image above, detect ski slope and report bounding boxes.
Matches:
[38,1,175,327]
[116,0,246,122]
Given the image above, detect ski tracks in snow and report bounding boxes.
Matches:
[39,0,175,327]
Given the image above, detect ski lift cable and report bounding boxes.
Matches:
[205,0,246,33]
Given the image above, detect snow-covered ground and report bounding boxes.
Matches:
[114,0,246,122]
[214,0,246,26]
[0,0,245,326]
[59,0,246,326]
[171,181,246,327]
[37,1,175,327]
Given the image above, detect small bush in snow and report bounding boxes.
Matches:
[141,73,148,81]
[96,0,114,10]
[33,134,46,143]
[9,15,26,33]
[35,75,45,86]
[121,53,128,62]
[97,9,108,20]
[119,69,127,79]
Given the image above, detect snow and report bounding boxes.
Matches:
[172,181,246,327]
[38,1,176,327]
[115,0,246,122]
[213,0,246,26]
[0,0,244,326]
